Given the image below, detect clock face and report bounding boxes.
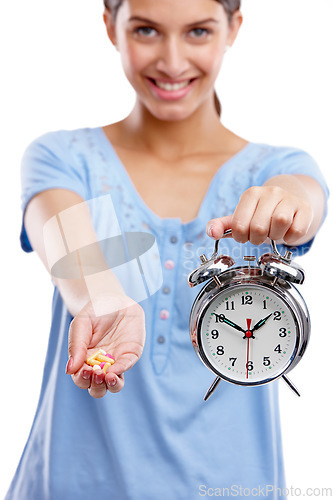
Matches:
[199,284,299,384]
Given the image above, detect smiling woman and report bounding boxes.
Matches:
[103,0,241,117]
[4,0,329,499]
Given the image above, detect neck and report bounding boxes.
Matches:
[118,97,226,161]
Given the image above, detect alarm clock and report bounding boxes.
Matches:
[188,230,310,401]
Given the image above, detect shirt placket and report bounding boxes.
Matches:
[151,225,182,375]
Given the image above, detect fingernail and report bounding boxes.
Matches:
[206,223,213,238]
[65,357,73,374]
[107,377,117,388]
[82,370,92,380]
[94,372,104,384]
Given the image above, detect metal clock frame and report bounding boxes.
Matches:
[190,267,310,392]
[188,231,311,400]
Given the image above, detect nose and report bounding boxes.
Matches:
[155,35,191,78]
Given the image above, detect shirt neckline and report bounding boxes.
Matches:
[94,126,255,233]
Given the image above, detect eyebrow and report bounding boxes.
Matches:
[128,16,219,27]
[187,18,219,27]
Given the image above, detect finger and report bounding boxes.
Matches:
[106,372,124,394]
[88,368,107,399]
[71,363,93,390]
[231,186,260,243]
[104,350,138,393]
[269,198,295,241]
[283,205,313,245]
[206,214,233,239]
[67,314,93,375]
[106,346,141,377]
[231,187,261,243]
[249,195,286,245]
[102,339,142,393]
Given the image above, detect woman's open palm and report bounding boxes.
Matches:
[66,294,145,398]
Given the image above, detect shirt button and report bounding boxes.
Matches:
[170,236,178,244]
[162,286,171,295]
[160,309,170,320]
[157,335,165,344]
[165,260,175,270]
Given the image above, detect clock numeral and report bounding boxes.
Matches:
[211,313,225,323]
[216,345,224,355]
[229,357,237,366]
[263,299,268,309]
[241,295,253,306]
[273,311,281,321]
[274,344,282,354]
[211,329,219,339]
[263,356,271,366]
[279,327,287,337]
[225,300,235,311]
[246,360,254,371]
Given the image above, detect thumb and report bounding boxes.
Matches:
[206,214,233,240]
[66,314,93,374]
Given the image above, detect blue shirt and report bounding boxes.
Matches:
[7,128,328,500]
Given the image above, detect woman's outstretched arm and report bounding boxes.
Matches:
[25,188,145,397]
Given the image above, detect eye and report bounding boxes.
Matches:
[134,26,158,38]
[189,27,211,38]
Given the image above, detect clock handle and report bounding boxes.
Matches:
[204,376,222,401]
[211,229,233,259]
[270,239,293,262]
[212,231,293,263]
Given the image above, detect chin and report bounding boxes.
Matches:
[155,111,191,122]
[147,102,199,123]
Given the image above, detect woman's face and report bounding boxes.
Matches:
[104,0,241,122]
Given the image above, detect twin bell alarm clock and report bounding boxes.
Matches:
[188,230,310,401]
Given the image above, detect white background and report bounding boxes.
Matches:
[1,0,332,497]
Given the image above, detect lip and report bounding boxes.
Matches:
[146,77,197,101]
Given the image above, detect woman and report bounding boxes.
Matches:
[7,0,328,498]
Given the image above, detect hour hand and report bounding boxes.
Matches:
[251,313,272,332]
[211,313,246,334]
[221,315,246,334]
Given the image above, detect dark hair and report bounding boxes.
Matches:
[103,0,241,116]
[103,0,241,21]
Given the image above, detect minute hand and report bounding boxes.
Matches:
[251,313,273,333]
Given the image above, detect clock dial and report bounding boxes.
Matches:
[200,284,298,384]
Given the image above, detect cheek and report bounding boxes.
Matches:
[211,42,226,73]
[119,42,154,79]
[194,42,225,79]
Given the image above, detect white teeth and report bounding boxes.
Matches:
[154,80,191,91]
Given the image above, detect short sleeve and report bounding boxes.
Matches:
[256,146,329,257]
[256,146,329,200]
[20,130,89,252]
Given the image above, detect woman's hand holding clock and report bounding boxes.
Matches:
[205,175,325,247]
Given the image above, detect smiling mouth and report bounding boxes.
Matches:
[148,78,195,91]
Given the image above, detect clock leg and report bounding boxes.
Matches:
[204,376,222,401]
[282,375,301,397]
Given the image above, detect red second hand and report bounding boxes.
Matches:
[246,318,252,379]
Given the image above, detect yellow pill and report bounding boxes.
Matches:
[86,359,101,367]
[86,349,102,364]
[96,354,115,364]
[103,362,112,373]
